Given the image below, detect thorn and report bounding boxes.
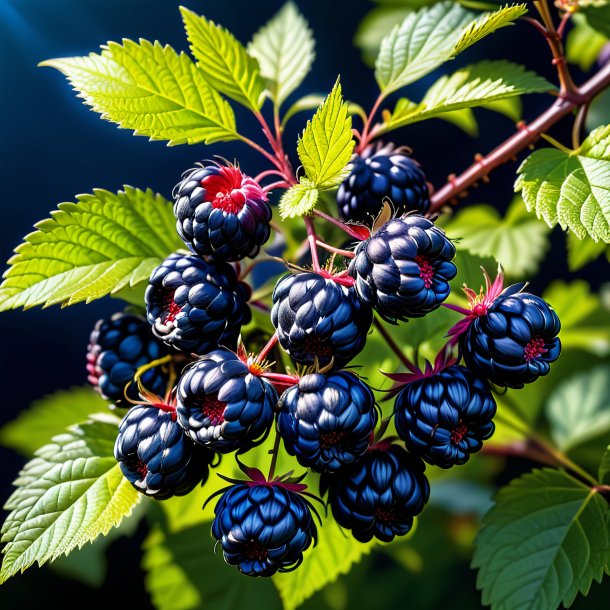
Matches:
[481,174,490,184]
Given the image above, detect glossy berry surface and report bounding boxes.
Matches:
[460,286,561,388]
[278,371,377,473]
[212,483,317,577]
[394,365,496,468]
[176,349,276,453]
[324,444,429,543]
[173,163,271,262]
[337,144,430,224]
[114,405,213,500]
[87,312,170,407]
[145,252,251,355]
[271,272,373,368]
[348,215,456,323]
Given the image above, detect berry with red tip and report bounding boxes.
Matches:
[173,163,271,262]
[145,252,251,355]
[348,215,456,323]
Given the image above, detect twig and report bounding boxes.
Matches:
[373,317,411,369]
[572,102,589,150]
[315,239,355,259]
[304,215,321,271]
[267,426,282,481]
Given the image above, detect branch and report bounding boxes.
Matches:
[429,60,610,213]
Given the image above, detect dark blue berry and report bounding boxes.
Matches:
[87,312,170,406]
[173,163,271,262]
[176,349,276,453]
[278,372,377,473]
[337,144,430,225]
[324,444,429,543]
[145,252,251,355]
[460,286,561,388]
[114,405,214,500]
[271,272,373,368]
[394,365,496,468]
[348,216,456,323]
[212,483,317,576]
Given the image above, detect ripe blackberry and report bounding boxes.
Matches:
[145,252,251,354]
[173,163,271,262]
[348,215,456,323]
[114,404,213,500]
[271,272,373,368]
[324,443,429,543]
[212,482,317,576]
[460,285,561,388]
[337,143,430,225]
[86,312,170,406]
[394,365,496,468]
[278,371,377,472]
[176,349,276,453]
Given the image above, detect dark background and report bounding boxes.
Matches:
[0,0,606,608]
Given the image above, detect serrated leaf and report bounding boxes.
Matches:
[272,518,375,610]
[297,80,354,189]
[452,3,527,56]
[181,7,265,112]
[41,40,238,145]
[515,125,610,243]
[546,365,610,452]
[566,231,607,270]
[482,96,522,122]
[381,61,551,132]
[566,14,608,72]
[0,187,182,311]
[473,468,609,610]
[248,2,315,107]
[278,180,319,219]
[439,108,479,136]
[0,418,140,584]
[0,386,108,456]
[442,196,550,279]
[544,280,610,356]
[599,446,610,484]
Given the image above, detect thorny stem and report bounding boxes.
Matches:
[429,59,610,212]
[315,239,355,259]
[313,209,368,240]
[304,215,322,271]
[373,317,412,369]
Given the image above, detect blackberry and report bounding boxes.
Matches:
[86,312,170,406]
[176,349,276,453]
[324,443,429,543]
[348,216,456,323]
[271,272,373,368]
[212,483,317,576]
[278,371,377,473]
[394,365,496,468]
[173,163,271,262]
[114,404,213,500]
[145,252,251,355]
[460,285,561,388]
[337,143,430,225]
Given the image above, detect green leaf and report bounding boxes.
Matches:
[273,518,376,610]
[0,187,182,311]
[381,61,551,132]
[438,108,479,136]
[248,2,315,107]
[278,179,319,219]
[516,125,610,243]
[0,386,108,456]
[473,469,609,610]
[481,96,522,122]
[546,365,610,452]
[599,446,610,484]
[0,417,140,584]
[442,196,550,279]
[544,280,610,356]
[586,86,610,134]
[566,231,607,271]
[566,14,608,72]
[142,521,281,610]
[374,3,526,94]
[583,3,610,38]
[41,40,238,145]
[180,7,265,112]
[452,3,527,56]
[296,79,355,189]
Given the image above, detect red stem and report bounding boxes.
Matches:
[316,239,355,258]
[313,209,369,240]
[263,180,291,193]
[255,169,286,183]
[304,216,321,271]
[357,92,385,153]
[258,333,279,362]
[429,59,610,212]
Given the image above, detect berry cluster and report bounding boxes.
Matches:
[85,148,561,578]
